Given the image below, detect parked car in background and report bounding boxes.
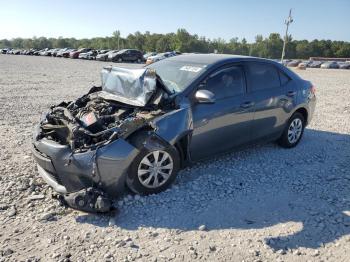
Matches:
[321,61,339,69]
[143,52,157,60]
[42,48,56,56]
[281,59,292,66]
[96,50,117,61]
[38,48,49,56]
[287,60,302,67]
[1,48,10,54]
[338,62,350,69]
[70,48,91,59]
[56,48,69,57]
[146,51,175,65]
[107,50,121,61]
[57,48,65,56]
[79,50,98,60]
[297,60,312,70]
[51,48,61,57]
[308,61,323,68]
[33,49,41,56]
[97,49,110,56]
[61,49,75,58]
[26,49,37,55]
[110,49,144,63]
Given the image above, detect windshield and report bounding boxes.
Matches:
[148,59,207,93]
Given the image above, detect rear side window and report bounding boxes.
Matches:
[279,70,290,86]
[246,63,280,91]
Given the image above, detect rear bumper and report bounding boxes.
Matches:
[31,126,139,198]
[307,95,316,125]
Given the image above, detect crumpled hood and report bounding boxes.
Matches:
[99,66,157,107]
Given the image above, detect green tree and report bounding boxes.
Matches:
[1,29,350,59]
[113,30,121,50]
[266,33,283,58]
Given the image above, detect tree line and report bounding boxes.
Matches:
[1,29,350,59]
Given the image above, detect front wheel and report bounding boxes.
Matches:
[127,148,180,195]
[278,112,305,148]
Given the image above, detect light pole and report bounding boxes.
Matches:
[281,9,293,62]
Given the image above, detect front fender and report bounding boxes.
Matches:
[153,107,193,145]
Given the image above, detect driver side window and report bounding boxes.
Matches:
[206,66,245,100]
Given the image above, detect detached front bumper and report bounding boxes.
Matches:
[31,126,139,198]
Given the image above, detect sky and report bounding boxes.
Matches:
[0,0,349,42]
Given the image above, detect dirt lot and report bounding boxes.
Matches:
[0,55,349,262]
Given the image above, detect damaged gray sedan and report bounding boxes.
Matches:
[32,54,316,212]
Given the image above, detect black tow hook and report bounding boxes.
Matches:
[55,188,113,213]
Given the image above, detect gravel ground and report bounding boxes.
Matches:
[0,55,349,262]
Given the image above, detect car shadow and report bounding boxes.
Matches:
[75,128,350,251]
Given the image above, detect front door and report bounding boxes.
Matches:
[189,65,255,160]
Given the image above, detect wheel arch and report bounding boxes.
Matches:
[293,107,308,124]
[173,132,192,168]
[126,127,191,168]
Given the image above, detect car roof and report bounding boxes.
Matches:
[166,53,273,65]
[160,53,301,90]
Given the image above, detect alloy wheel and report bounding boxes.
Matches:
[137,150,174,189]
[287,118,303,144]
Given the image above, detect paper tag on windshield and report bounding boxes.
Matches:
[180,66,202,73]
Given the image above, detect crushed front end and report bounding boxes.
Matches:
[31,67,172,212]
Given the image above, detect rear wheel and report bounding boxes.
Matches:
[127,147,180,195]
[278,112,305,148]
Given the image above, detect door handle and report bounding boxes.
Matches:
[287,91,296,97]
[240,101,254,109]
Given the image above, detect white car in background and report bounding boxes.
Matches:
[146,51,178,65]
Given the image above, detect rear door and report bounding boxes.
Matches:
[245,62,297,140]
[190,64,255,160]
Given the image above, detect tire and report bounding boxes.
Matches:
[137,58,141,63]
[126,146,180,195]
[118,57,123,63]
[278,112,305,148]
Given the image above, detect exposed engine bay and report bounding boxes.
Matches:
[37,67,173,152]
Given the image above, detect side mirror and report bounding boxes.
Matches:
[195,89,215,104]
